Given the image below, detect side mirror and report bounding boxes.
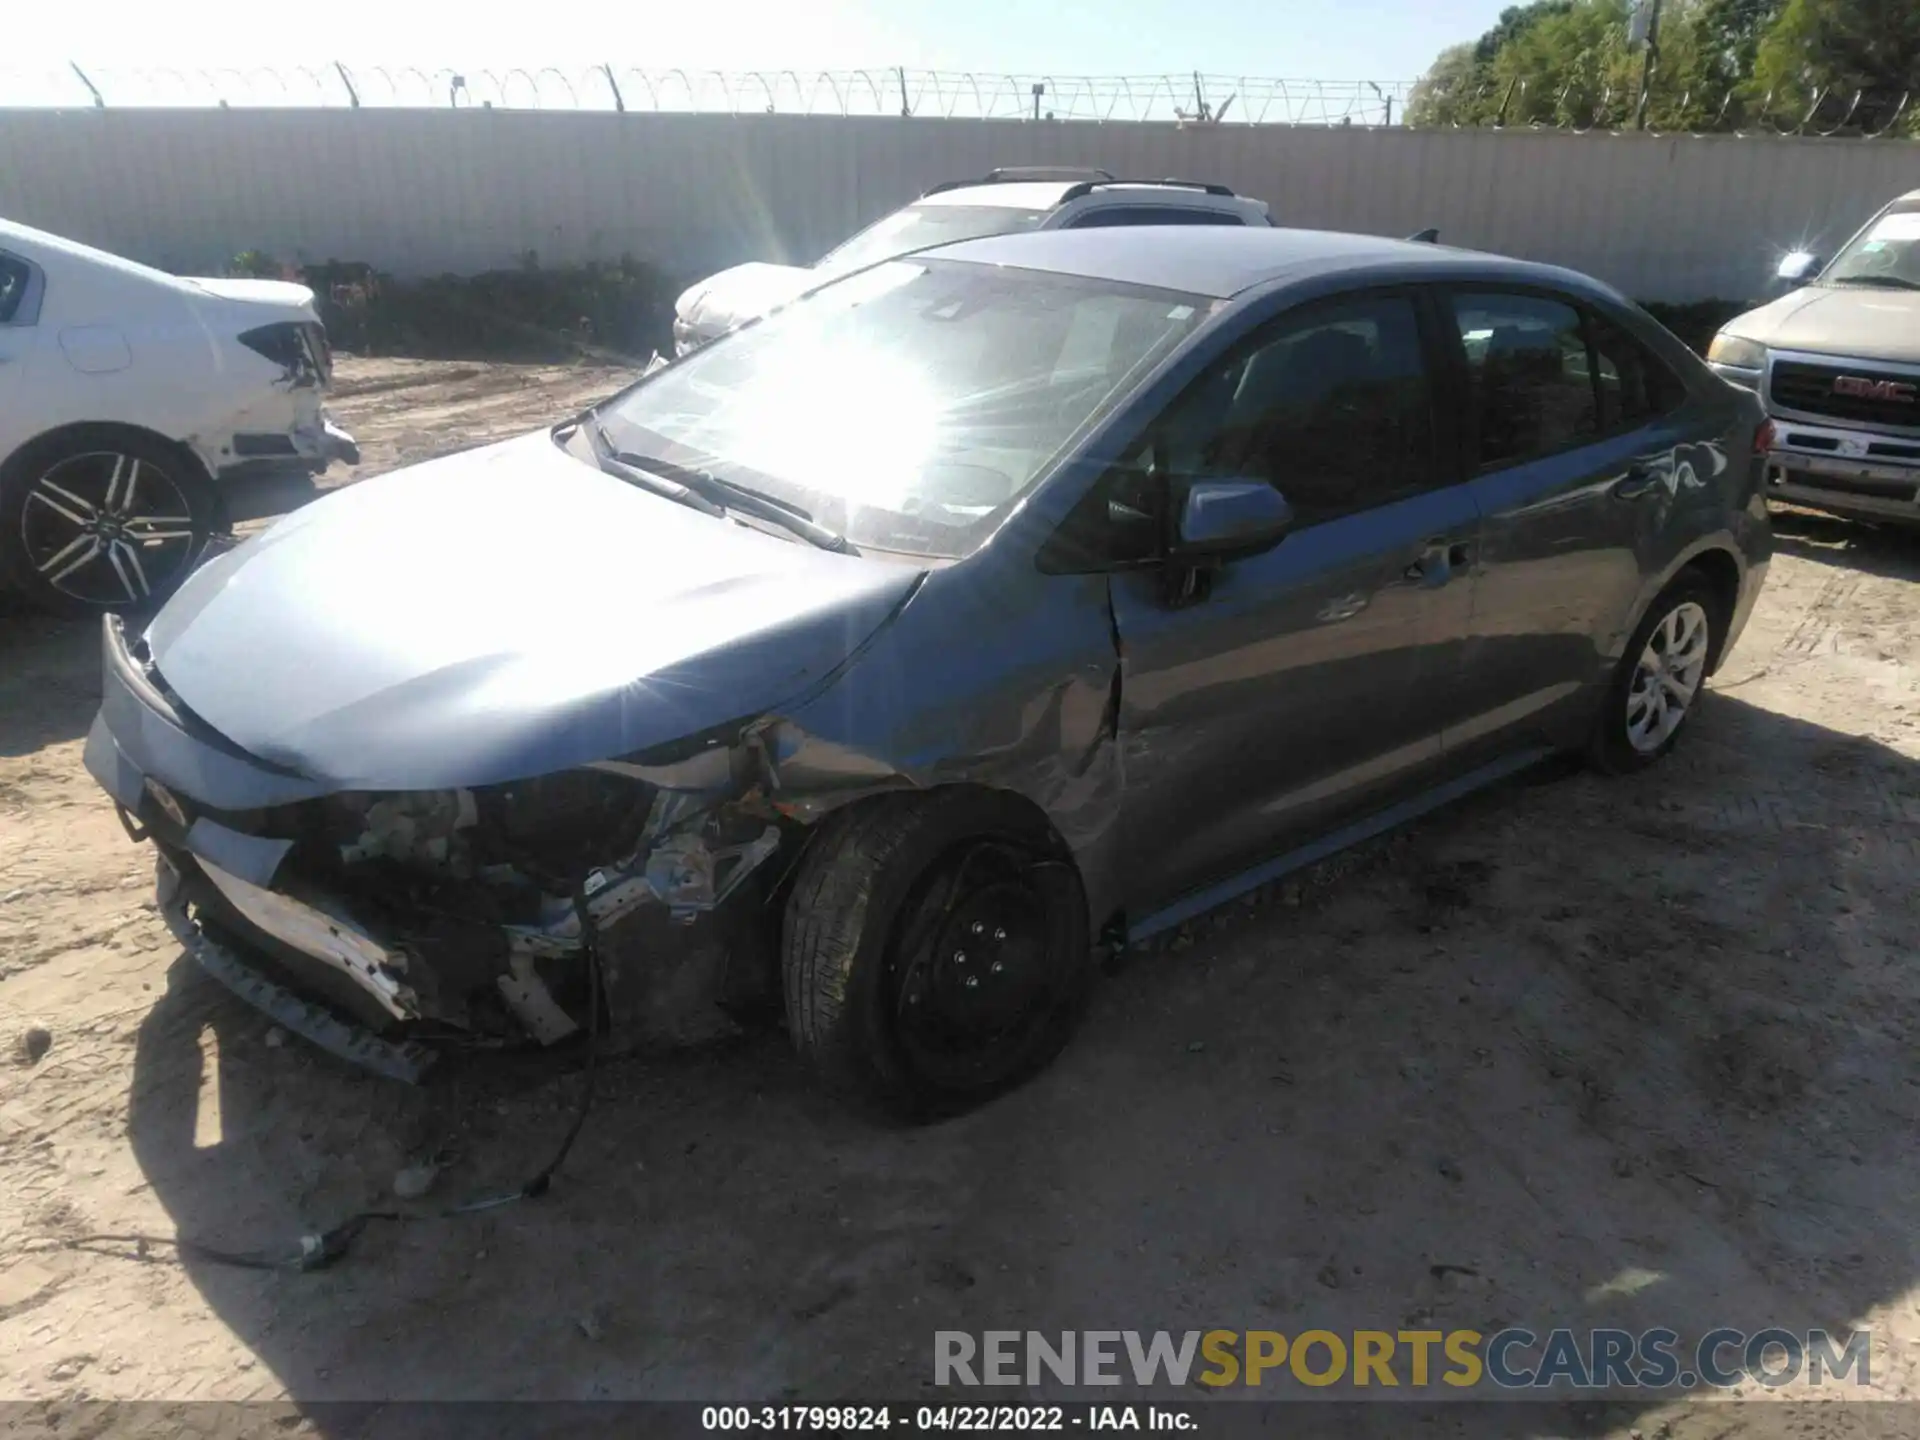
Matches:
[1776,251,1823,284]
[1171,481,1293,562]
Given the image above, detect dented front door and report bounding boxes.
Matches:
[1109,485,1478,922]
[1103,289,1479,922]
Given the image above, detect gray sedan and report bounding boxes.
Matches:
[84,226,1770,1118]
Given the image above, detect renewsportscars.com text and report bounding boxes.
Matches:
[934,1328,1871,1392]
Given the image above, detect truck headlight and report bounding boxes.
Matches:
[1707,333,1767,370]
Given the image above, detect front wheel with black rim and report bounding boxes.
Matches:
[0,429,218,615]
[1588,575,1723,775]
[782,789,1092,1121]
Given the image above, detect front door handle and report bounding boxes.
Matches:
[1612,467,1665,501]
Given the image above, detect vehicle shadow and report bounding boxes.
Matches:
[119,691,1918,1436]
[1768,506,1920,582]
[0,602,106,758]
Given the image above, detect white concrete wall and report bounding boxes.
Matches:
[3,109,1916,300]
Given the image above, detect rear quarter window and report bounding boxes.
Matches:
[1588,312,1691,428]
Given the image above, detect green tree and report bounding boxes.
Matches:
[1405,2,1577,125]
[1401,0,1920,132]
[1660,0,1784,126]
[1751,0,1920,133]
[1407,0,1726,129]
[1405,42,1482,125]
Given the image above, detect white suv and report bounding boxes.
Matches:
[672,167,1272,355]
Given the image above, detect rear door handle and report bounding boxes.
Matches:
[1612,467,1665,501]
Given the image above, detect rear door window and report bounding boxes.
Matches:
[1450,293,1599,469]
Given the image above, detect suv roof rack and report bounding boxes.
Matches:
[919,169,1242,203]
[987,166,1116,183]
[920,166,1115,196]
[1058,176,1239,202]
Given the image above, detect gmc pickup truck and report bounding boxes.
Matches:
[1707,187,1920,530]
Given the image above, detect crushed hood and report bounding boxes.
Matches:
[1729,285,1920,366]
[675,262,815,341]
[145,430,923,790]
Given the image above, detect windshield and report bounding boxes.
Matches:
[600,258,1209,558]
[815,204,1047,278]
[1825,202,1920,289]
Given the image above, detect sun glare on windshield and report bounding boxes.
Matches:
[605,258,1209,557]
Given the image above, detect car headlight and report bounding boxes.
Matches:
[1707,333,1767,370]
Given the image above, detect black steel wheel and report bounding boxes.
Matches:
[0,429,216,615]
[782,789,1091,1120]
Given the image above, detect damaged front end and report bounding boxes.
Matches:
[158,767,786,1080]
[91,620,795,1081]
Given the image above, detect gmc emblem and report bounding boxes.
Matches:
[1832,374,1918,403]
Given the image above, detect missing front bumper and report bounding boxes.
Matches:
[147,804,784,1081]
[93,620,788,1078]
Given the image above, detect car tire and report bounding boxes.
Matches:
[0,428,219,616]
[782,788,1092,1121]
[1587,573,1724,775]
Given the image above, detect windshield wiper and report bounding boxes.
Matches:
[568,414,726,517]
[1832,274,1920,292]
[622,452,855,554]
[564,411,852,552]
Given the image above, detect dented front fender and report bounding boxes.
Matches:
[763,559,1127,928]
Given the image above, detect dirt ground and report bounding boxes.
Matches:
[2,357,1919,1435]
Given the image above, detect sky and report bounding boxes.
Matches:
[23,0,1509,83]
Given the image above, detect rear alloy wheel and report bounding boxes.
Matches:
[783,790,1091,1119]
[1589,576,1722,774]
[1,435,215,614]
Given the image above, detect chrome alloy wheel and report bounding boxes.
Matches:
[22,451,201,607]
[1625,599,1711,754]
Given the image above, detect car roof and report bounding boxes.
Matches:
[925,224,1613,303]
[0,215,186,289]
